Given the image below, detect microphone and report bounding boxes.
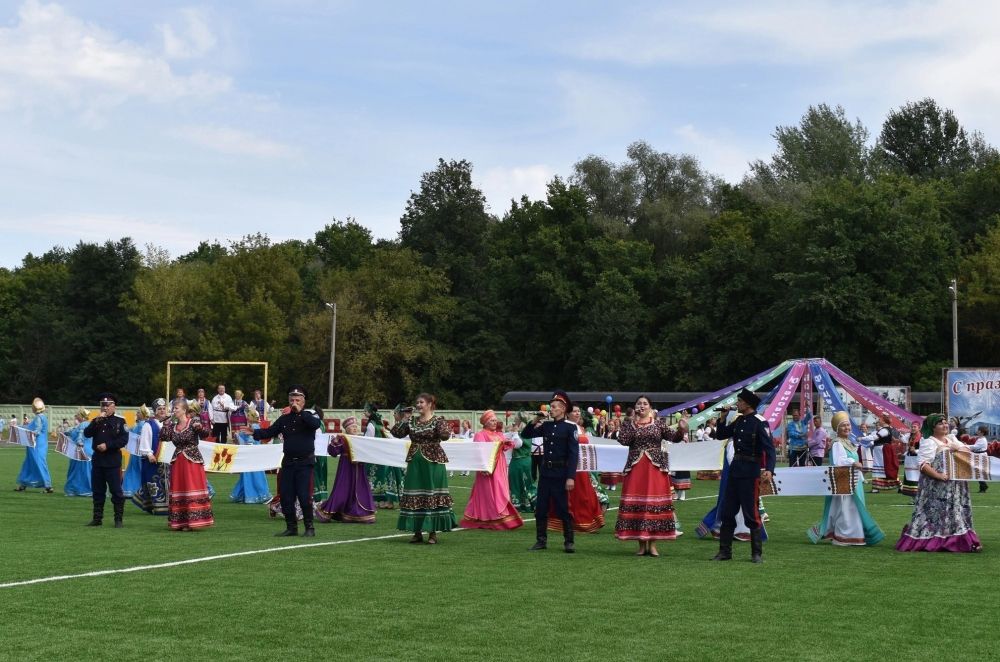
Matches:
[713,407,732,412]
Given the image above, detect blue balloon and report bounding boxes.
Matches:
[605,395,613,404]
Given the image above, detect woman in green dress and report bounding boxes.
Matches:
[507,421,536,513]
[391,393,457,544]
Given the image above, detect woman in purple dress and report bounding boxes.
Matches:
[318,416,376,524]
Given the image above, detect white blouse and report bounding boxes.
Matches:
[830,439,856,467]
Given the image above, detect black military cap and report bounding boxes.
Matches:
[287,384,307,399]
[98,392,118,405]
[550,390,572,409]
[736,388,760,409]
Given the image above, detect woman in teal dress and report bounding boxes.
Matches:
[230,407,272,504]
[63,407,93,496]
[808,412,884,546]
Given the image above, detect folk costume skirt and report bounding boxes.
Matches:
[168,454,215,530]
[549,471,605,533]
[397,452,456,533]
[615,455,678,541]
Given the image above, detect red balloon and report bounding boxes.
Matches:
[613,404,621,413]
[698,403,706,411]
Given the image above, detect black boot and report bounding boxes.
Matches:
[86,503,104,527]
[302,523,316,537]
[113,501,124,528]
[530,518,547,550]
[712,524,734,560]
[275,527,298,537]
[563,526,575,554]
[750,528,763,564]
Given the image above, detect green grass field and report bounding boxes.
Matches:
[2,446,997,662]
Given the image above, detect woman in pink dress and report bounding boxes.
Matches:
[459,410,523,530]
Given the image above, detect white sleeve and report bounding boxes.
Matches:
[138,423,153,454]
[971,438,988,452]
[831,442,852,467]
[508,433,523,449]
[876,427,891,440]
[917,438,937,467]
[726,440,735,462]
[365,422,376,438]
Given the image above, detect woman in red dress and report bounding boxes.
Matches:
[161,400,214,531]
[548,405,605,534]
[615,396,683,557]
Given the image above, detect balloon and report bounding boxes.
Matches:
[540,404,548,412]
[587,406,594,414]
[689,407,697,414]
[698,403,706,411]
[605,395,613,404]
[613,404,621,413]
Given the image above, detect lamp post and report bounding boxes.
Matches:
[325,302,337,409]
[949,279,958,368]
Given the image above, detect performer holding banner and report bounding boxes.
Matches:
[615,396,681,557]
[121,405,147,498]
[895,414,982,553]
[83,393,130,528]
[508,418,536,513]
[871,413,902,492]
[391,393,457,544]
[460,410,523,530]
[230,407,272,505]
[710,389,775,563]
[520,391,580,553]
[318,416,375,523]
[63,407,93,497]
[807,412,884,546]
[14,397,52,493]
[253,385,322,537]
[131,399,171,515]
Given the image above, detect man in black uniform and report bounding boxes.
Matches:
[520,390,580,553]
[254,385,322,537]
[711,388,776,563]
[83,393,130,528]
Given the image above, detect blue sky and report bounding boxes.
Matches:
[1,0,998,266]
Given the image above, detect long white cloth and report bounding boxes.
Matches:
[55,432,89,461]
[580,438,726,472]
[11,426,35,447]
[903,450,998,481]
[760,466,863,496]
[155,432,502,474]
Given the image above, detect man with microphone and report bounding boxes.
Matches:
[710,388,775,563]
[254,385,323,537]
[83,393,130,528]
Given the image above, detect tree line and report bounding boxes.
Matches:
[2,98,999,408]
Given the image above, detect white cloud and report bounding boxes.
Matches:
[556,71,648,136]
[159,8,218,60]
[0,1,230,115]
[478,164,555,212]
[673,124,759,182]
[169,125,299,159]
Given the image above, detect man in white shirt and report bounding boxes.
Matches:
[972,425,989,493]
[210,383,236,443]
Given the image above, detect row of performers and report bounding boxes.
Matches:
[13,389,983,554]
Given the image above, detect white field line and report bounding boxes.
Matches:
[0,494,723,589]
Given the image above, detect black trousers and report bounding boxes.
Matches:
[92,464,124,508]
[531,455,542,481]
[212,423,229,444]
[279,456,314,528]
[535,475,573,541]
[788,449,810,467]
[720,474,761,532]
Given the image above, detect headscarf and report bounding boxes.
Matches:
[921,413,944,440]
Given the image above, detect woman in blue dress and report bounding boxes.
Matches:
[64,407,93,496]
[230,407,272,504]
[14,397,52,493]
[121,405,148,497]
[132,399,171,515]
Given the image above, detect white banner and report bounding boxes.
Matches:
[12,426,35,448]
[55,432,90,461]
[577,439,726,472]
[760,466,863,496]
[126,432,140,455]
[155,433,502,474]
[902,450,997,482]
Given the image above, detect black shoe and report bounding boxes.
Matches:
[275,528,298,537]
[85,520,102,527]
[44,487,54,494]
[302,528,315,537]
[979,485,988,493]
[564,542,575,554]
[14,486,26,492]
[529,541,547,551]
[751,553,763,564]
[114,520,123,529]
[711,552,732,561]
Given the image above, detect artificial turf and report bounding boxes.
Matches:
[1,446,997,661]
